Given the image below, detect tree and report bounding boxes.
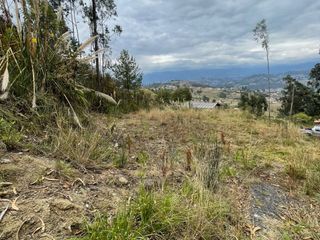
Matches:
[238,90,268,117]
[202,95,209,102]
[253,19,271,121]
[113,50,143,92]
[80,0,121,89]
[218,92,227,99]
[172,87,192,102]
[156,88,173,104]
[309,63,320,93]
[280,75,320,116]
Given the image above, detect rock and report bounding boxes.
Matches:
[51,199,79,211]
[0,158,11,164]
[117,176,129,185]
[143,178,158,191]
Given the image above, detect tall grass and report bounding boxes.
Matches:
[75,184,244,240]
[0,1,116,128]
[52,123,113,170]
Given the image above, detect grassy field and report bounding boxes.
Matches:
[77,108,320,239]
[1,108,319,239]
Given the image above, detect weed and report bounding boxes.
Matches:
[220,166,237,180]
[55,160,76,179]
[0,118,22,150]
[203,145,222,190]
[304,171,320,196]
[113,148,128,168]
[285,163,307,180]
[234,147,257,170]
[52,125,112,169]
[185,147,192,171]
[136,151,149,166]
[74,185,244,240]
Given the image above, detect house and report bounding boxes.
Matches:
[190,101,222,109]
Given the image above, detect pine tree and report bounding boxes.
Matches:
[113,50,143,92]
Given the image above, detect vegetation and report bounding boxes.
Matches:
[238,90,268,116]
[280,75,320,117]
[155,87,192,104]
[0,2,320,240]
[253,19,271,120]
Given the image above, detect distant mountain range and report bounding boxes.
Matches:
[143,61,317,89]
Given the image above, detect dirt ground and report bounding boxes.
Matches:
[0,152,142,239]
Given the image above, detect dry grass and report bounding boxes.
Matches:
[119,108,319,194]
[57,108,319,239]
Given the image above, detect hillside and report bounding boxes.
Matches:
[147,71,310,90]
[1,108,319,239]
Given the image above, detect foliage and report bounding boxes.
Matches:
[279,75,320,116]
[202,95,210,102]
[218,91,227,99]
[0,1,118,128]
[75,186,243,240]
[0,118,21,150]
[292,112,313,124]
[52,123,113,169]
[253,19,271,120]
[238,90,268,116]
[172,87,192,102]
[308,63,320,93]
[155,88,173,104]
[113,49,143,92]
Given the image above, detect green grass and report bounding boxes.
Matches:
[74,182,244,240]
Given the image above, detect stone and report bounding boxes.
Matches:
[117,176,129,185]
[51,199,79,211]
[0,158,11,164]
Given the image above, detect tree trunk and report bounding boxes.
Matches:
[266,49,271,122]
[92,0,100,89]
[289,83,295,116]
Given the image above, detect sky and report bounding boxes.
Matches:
[97,0,320,75]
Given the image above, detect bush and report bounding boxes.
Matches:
[292,112,313,124]
[52,124,113,169]
[238,91,268,116]
[172,87,192,102]
[0,118,22,150]
[285,163,307,180]
[305,171,320,196]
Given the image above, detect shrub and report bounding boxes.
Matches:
[292,112,313,124]
[52,126,113,169]
[305,171,320,196]
[0,118,22,150]
[285,163,307,180]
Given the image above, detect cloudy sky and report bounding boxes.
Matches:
[101,0,320,74]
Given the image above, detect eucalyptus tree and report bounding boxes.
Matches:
[79,0,122,90]
[253,19,271,120]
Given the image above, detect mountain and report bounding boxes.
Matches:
[143,61,317,89]
[147,71,310,90]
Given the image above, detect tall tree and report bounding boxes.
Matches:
[80,0,121,90]
[253,19,271,121]
[113,50,143,92]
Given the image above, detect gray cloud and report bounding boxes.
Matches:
[106,0,320,72]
